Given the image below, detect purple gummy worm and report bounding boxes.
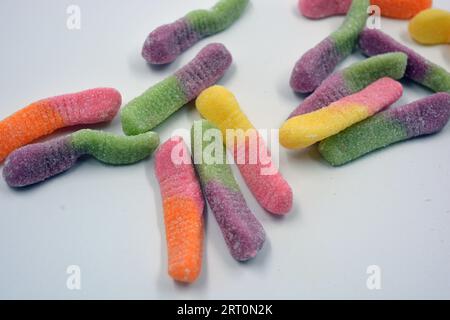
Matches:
[204,181,266,261]
[3,136,78,187]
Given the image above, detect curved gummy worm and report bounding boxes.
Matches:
[280,78,403,149]
[3,129,159,188]
[0,88,121,163]
[196,86,293,215]
[191,120,265,261]
[299,0,432,20]
[142,0,249,64]
[289,52,407,118]
[154,137,204,283]
[359,29,450,93]
[121,43,232,135]
[319,93,450,166]
[409,9,450,45]
[290,0,369,93]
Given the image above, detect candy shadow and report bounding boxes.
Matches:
[286,145,323,163]
[441,46,450,65]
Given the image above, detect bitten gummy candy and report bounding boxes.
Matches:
[142,0,248,64]
[359,28,450,93]
[290,0,369,93]
[154,137,204,283]
[3,129,159,187]
[280,78,403,149]
[0,88,121,162]
[122,44,232,135]
[289,52,407,118]
[191,120,265,261]
[196,86,293,215]
[319,93,450,165]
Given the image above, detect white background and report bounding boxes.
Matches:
[1,0,450,299]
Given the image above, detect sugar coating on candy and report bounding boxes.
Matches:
[299,0,351,19]
[0,88,121,163]
[280,78,403,149]
[371,0,432,19]
[191,120,265,261]
[154,137,204,283]
[319,93,450,166]
[3,136,78,188]
[299,0,432,20]
[290,0,369,93]
[289,52,407,118]
[359,29,450,93]
[142,0,248,64]
[71,129,160,165]
[122,43,232,135]
[196,86,293,215]
[409,9,450,45]
[3,130,159,187]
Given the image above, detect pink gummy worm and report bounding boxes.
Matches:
[53,88,122,125]
[298,0,352,19]
[230,133,293,215]
[337,77,403,114]
[155,136,204,205]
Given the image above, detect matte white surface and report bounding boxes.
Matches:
[1,0,450,299]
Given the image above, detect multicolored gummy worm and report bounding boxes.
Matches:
[0,88,122,163]
[191,120,265,261]
[154,137,204,283]
[359,29,450,94]
[319,93,450,166]
[290,0,369,93]
[121,43,232,135]
[409,9,450,45]
[196,85,293,215]
[280,78,403,149]
[299,0,432,20]
[142,0,249,64]
[289,52,407,118]
[3,129,159,188]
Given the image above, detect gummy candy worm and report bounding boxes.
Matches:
[298,0,352,19]
[299,0,432,20]
[319,93,450,166]
[191,120,265,261]
[142,0,248,64]
[154,137,204,283]
[290,0,369,93]
[0,88,122,163]
[289,52,407,118]
[121,43,232,135]
[196,86,293,215]
[279,78,403,149]
[409,9,450,45]
[3,129,159,188]
[359,29,450,93]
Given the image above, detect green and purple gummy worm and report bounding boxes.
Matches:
[319,93,450,166]
[121,43,232,135]
[191,120,265,261]
[359,28,450,93]
[290,0,369,93]
[289,52,407,118]
[142,0,249,64]
[3,129,159,187]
